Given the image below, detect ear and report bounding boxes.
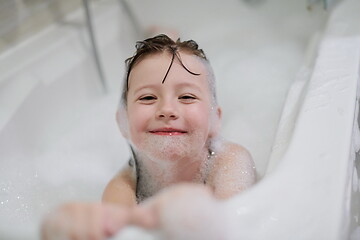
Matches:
[116,109,129,139]
[209,106,222,138]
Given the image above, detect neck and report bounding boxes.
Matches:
[134,148,210,201]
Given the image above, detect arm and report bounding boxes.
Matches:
[129,184,226,239]
[102,165,137,207]
[207,141,256,199]
[42,165,139,240]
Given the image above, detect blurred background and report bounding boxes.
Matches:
[0,0,331,239]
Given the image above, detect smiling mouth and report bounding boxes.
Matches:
[149,128,187,136]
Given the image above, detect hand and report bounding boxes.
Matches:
[41,184,225,240]
[41,202,152,240]
[133,183,226,240]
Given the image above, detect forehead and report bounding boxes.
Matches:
[128,51,209,90]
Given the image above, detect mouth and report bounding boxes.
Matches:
[149,128,187,136]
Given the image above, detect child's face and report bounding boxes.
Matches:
[123,52,220,162]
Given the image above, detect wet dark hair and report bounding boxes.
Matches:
[120,34,217,106]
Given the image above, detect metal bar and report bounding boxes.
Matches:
[118,0,143,38]
[83,0,107,93]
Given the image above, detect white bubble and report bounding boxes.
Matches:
[131,132,218,202]
[133,130,208,165]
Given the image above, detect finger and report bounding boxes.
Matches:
[128,206,158,229]
[102,204,130,237]
[87,204,104,240]
[41,206,72,240]
[69,205,87,240]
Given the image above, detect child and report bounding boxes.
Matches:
[41,34,256,240]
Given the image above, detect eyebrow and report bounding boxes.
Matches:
[174,82,203,92]
[131,84,158,95]
[131,82,203,96]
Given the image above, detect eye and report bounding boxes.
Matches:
[179,95,195,99]
[138,95,157,104]
[140,95,156,100]
[179,94,197,103]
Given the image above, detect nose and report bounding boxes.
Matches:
[156,100,179,120]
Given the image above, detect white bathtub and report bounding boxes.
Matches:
[224,0,360,237]
[0,0,358,239]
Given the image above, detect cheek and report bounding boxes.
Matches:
[127,106,153,139]
[185,105,211,132]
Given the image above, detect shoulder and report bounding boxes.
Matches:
[207,140,256,199]
[102,165,137,206]
[221,141,250,155]
[107,166,135,187]
[214,141,254,168]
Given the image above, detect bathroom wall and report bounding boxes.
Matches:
[0,0,102,54]
[0,2,134,237]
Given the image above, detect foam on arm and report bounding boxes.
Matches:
[208,141,256,199]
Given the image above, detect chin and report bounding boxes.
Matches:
[145,146,192,163]
[133,132,208,163]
